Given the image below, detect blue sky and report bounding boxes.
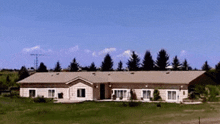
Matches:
[1,0,220,70]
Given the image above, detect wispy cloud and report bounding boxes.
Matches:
[22,45,41,52]
[84,49,91,53]
[69,45,79,52]
[180,50,187,57]
[117,50,132,58]
[98,48,116,55]
[92,52,97,57]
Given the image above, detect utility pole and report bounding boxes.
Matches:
[30,54,44,70]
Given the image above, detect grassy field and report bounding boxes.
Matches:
[0,97,220,124]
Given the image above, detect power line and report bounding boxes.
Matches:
[30,54,44,70]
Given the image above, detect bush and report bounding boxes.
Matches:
[33,96,53,103]
[153,89,161,101]
[130,89,137,100]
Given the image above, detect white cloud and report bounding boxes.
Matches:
[98,48,116,55]
[69,45,79,52]
[117,50,132,58]
[180,50,187,57]
[92,52,97,57]
[22,45,41,52]
[84,49,91,53]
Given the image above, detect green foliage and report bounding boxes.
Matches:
[142,50,154,70]
[88,62,97,71]
[18,66,29,81]
[33,96,53,103]
[153,89,161,101]
[155,49,169,70]
[69,58,79,72]
[127,51,140,71]
[54,61,62,72]
[202,61,211,71]
[130,89,137,100]
[101,53,114,71]
[37,62,48,72]
[192,85,220,102]
[182,59,190,70]
[117,61,123,71]
[0,71,19,89]
[172,56,181,70]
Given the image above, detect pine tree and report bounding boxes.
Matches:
[182,59,189,70]
[54,61,62,72]
[172,56,181,70]
[127,51,140,71]
[215,62,220,84]
[142,51,154,70]
[37,62,48,72]
[117,61,123,71]
[202,61,211,71]
[155,49,169,70]
[101,53,113,71]
[18,66,29,81]
[89,62,97,71]
[69,58,79,72]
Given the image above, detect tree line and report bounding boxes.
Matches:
[20,49,218,72]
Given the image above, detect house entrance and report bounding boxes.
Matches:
[100,84,105,99]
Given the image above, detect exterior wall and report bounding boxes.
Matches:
[19,88,69,99]
[69,82,93,101]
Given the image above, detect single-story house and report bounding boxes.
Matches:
[18,71,210,103]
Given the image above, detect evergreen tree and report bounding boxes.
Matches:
[37,62,48,72]
[142,51,154,70]
[182,59,189,70]
[155,49,169,70]
[172,56,181,70]
[127,51,140,71]
[89,62,97,71]
[117,61,123,71]
[18,66,29,81]
[54,61,62,72]
[69,58,79,72]
[202,61,211,71]
[101,53,113,71]
[215,62,220,84]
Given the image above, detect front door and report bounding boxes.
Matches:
[100,84,105,99]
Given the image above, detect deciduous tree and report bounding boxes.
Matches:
[18,66,29,81]
[37,62,48,72]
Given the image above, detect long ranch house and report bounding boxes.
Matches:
[18,71,209,103]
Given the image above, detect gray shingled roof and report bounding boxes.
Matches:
[18,71,205,84]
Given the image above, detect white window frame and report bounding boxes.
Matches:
[141,89,153,101]
[48,89,56,98]
[166,90,178,102]
[112,89,129,100]
[28,88,37,98]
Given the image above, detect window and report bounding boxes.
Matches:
[183,91,185,95]
[143,90,151,99]
[48,90,55,98]
[77,89,85,97]
[29,90,35,97]
[168,91,176,100]
[114,90,127,98]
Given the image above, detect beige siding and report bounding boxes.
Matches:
[19,88,69,99]
[179,90,188,102]
[69,82,93,101]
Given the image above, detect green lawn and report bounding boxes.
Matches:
[0,97,220,124]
